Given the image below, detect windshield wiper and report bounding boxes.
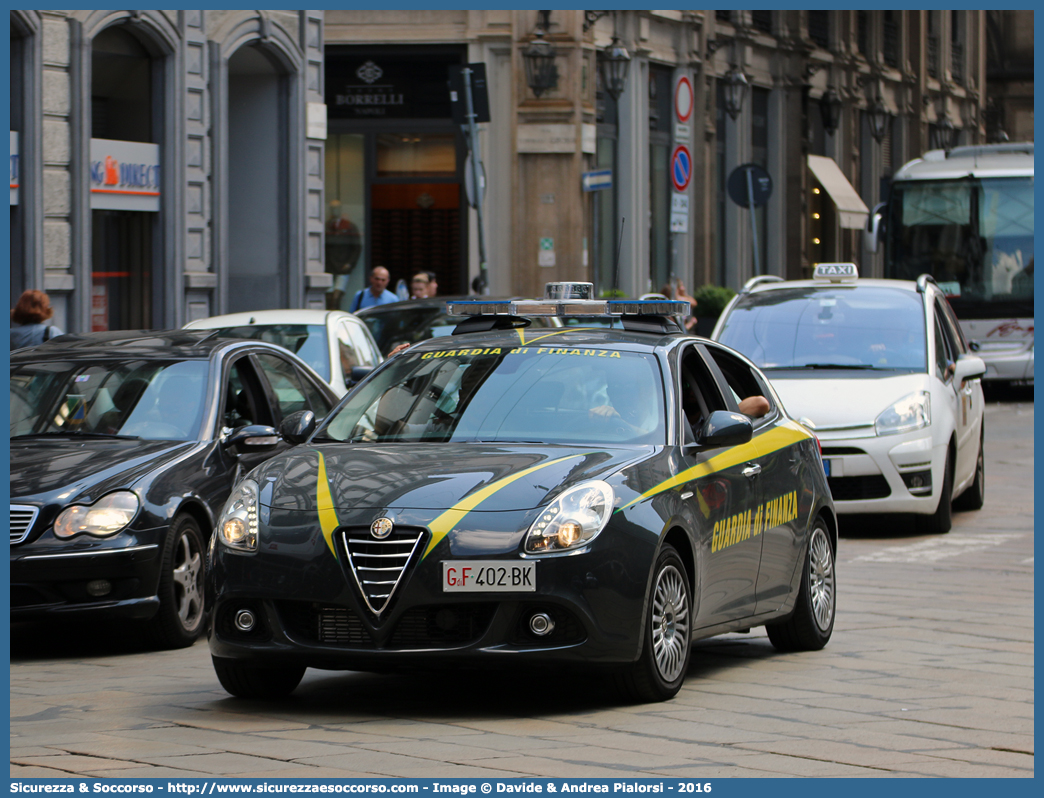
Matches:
[12,431,142,440]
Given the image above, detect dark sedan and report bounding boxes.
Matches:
[9,330,339,648]
[356,296,560,356]
[209,289,837,702]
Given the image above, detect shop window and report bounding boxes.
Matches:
[376,133,456,177]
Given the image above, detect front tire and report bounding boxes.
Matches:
[147,514,207,649]
[766,520,835,652]
[213,657,305,699]
[953,427,985,511]
[616,544,692,703]
[923,450,954,534]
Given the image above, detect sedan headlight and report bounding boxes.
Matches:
[875,391,931,436]
[525,481,614,554]
[218,479,259,552]
[53,491,139,539]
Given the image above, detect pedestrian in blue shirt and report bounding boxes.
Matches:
[349,266,399,312]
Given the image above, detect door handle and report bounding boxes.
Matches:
[742,464,762,479]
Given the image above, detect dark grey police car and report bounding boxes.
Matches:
[209,287,837,701]
[10,330,338,648]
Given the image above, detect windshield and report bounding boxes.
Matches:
[716,287,927,371]
[318,345,666,445]
[887,177,1033,318]
[358,306,464,355]
[10,359,210,441]
[208,325,330,381]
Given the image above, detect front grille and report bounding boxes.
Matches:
[821,447,867,456]
[278,601,371,645]
[341,526,426,617]
[828,475,891,501]
[388,604,497,648]
[10,505,39,545]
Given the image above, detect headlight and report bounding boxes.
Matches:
[53,491,139,539]
[218,479,259,552]
[525,481,614,554]
[875,391,931,436]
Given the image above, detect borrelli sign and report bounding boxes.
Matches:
[89,138,161,212]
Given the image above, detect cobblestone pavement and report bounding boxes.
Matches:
[11,393,1033,778]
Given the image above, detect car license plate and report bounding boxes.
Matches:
[822,459,831,477]
[443,561,536,592]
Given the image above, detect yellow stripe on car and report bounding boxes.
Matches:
[316,452,341,559]
[422,454,586,560]
[620,420,811,510]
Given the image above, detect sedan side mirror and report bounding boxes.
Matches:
[695,410,754,449]
[224,424,281,452]
[279,410,316,445]
[863,202,885,253]
[346,365,373,388]
[953,353,987,384]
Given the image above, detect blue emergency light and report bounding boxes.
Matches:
[447,282,691,318]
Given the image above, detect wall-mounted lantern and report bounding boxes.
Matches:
[819,86,843,134]
[722,65,749,120]
[523,10,558,98]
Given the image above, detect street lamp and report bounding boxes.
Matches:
[522,12,558,98]
[601,35,631,101]
[868,97,890,143]
[722,65,749,120]
[819,86,843,135]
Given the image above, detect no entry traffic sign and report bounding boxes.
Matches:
[671,145,692,192]
[674,75,693,123]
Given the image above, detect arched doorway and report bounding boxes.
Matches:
[89,24,163,331]
[225,44,289,312]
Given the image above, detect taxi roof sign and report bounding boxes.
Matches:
[813,262,859,282]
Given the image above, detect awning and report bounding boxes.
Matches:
[807,155,869,229]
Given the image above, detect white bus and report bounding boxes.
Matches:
[866,142,1033,384]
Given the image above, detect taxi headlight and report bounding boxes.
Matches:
[53,491,140,539]
[218,479,259,552]
[525,481,614,554]
[875,391,931,436]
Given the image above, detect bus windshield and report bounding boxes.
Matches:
[886,176,1033,318]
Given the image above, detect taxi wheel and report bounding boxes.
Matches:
[924,451,954,534]
[617,544,692,703]
[953,428,985,512]
[766,520,835,652]
[147,514,207,649]
[212,657,305,699]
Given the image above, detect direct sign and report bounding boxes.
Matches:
[671,145,692,192]
[674,75,694,123]
[89,138,161,212]
[727,162,773,208]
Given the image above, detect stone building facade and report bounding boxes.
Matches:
[10,9,327,333]
[10,10,995,333]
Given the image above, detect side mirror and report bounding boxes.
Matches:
[953,353,987,384]
[863,202,885,253]
[695,410,753,449]
[347,365,373,388]
[224,424,281,452]
[279,410,316,445]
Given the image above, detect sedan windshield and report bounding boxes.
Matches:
[10,359,210,441]
[319,346,666,445]
[359,306,465,355]
[716,286,927,371]
[207,325,330,381]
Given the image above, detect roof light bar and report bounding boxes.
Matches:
[446,299,692,317]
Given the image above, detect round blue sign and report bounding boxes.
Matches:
[671,146,692,192]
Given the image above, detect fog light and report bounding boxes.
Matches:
[529,612,555,636]
[900,469,933,495]
[234,609,256,632]
[86,579,111,597]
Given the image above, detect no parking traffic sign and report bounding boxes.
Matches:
[671,145,692,192]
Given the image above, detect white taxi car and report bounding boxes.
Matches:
[185,310,383,397]
[713,264,986,533]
